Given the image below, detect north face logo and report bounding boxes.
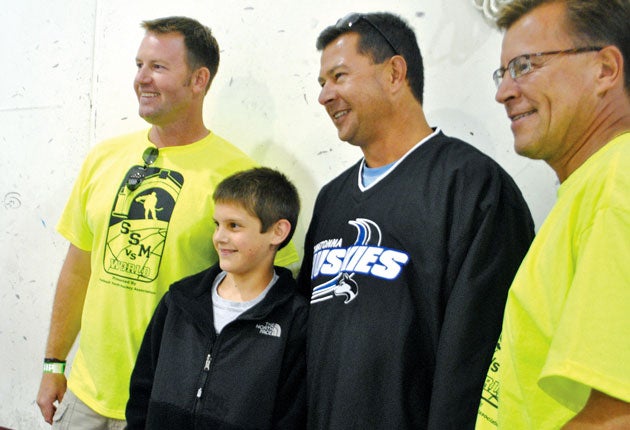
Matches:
[256,322,282,338]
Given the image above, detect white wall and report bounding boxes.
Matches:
[0,1,557,428]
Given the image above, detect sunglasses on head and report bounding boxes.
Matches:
[335,13,399,56]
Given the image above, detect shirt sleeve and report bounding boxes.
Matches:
[428,158,535,428]
[540,205,630,411]
[56,152,96,251]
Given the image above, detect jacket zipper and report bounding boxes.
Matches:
[192,344,215,423]
[189,307,282,424]
[197,353,212,398]
[189,319,250,421]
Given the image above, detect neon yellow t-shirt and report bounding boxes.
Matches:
[58,130,298,419]
[477,133,630,429]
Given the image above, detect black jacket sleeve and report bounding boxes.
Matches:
[125,295,170,429]
[271,298,308,429]
[427,160,534,429]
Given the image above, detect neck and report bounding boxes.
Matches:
[362,103,433,167]
[148,114,209,148]
[551,97,630,182]
[217,268,275,302]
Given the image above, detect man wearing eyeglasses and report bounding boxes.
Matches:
[35,17,298,429]
[477,1,630,428]
[297,11,535,429]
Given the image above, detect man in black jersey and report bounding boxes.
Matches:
[298,11,535,429]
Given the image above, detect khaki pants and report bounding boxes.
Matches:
[52,389,126,430]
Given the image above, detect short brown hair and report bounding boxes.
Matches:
[141,16,220,91]
[213,167,300,250]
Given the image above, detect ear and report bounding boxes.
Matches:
[388,55,408,90]
[595,45,623,96]
[192,67,211,94]
[269,219,291,248]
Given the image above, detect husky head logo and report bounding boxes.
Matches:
[334,273,358,303]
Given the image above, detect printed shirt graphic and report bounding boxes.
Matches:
[310,218,409,304]
[105,165,183,284]
[477,336,501,429]
[56,130,298,419]
[476,134,630,429]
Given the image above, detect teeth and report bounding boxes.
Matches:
[334,110,348,119]
[512,110,534,121]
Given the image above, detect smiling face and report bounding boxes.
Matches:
[318,32,391,147]
[133,31,196,126]
[212,201,279,280]
[496,2,598,169]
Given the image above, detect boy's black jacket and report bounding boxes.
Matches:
[126,264,308,430]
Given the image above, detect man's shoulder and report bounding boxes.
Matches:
[604,132,630,162]
[201,132,257,167]
[419,132,517,185]
[86,129,148,156]
[73,130,148,169]
[424,132,499,166]
[206,132,246,152]
[576,132,630,203]
[320,160,362,191]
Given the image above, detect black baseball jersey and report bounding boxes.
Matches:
[298,130,535,429]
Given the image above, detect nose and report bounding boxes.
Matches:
[213,225,225,243]
[135,65,151,85]
[318,81,335,106]
[495,74,518,105]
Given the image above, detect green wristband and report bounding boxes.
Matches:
[43,361,66,374]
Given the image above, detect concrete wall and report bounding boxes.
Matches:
[0,1,557,428]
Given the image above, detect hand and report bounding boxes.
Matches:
[36,373,67,424]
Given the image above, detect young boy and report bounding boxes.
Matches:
[125,167,307,429]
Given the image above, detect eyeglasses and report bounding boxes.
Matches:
[492,46,603,88]
[336,13,399,56]
[126,146,159,191]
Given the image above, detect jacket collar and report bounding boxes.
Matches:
[168,264,297,335]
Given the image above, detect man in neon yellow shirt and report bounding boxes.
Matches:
[35,17,298,429]
[477,1,630,428]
